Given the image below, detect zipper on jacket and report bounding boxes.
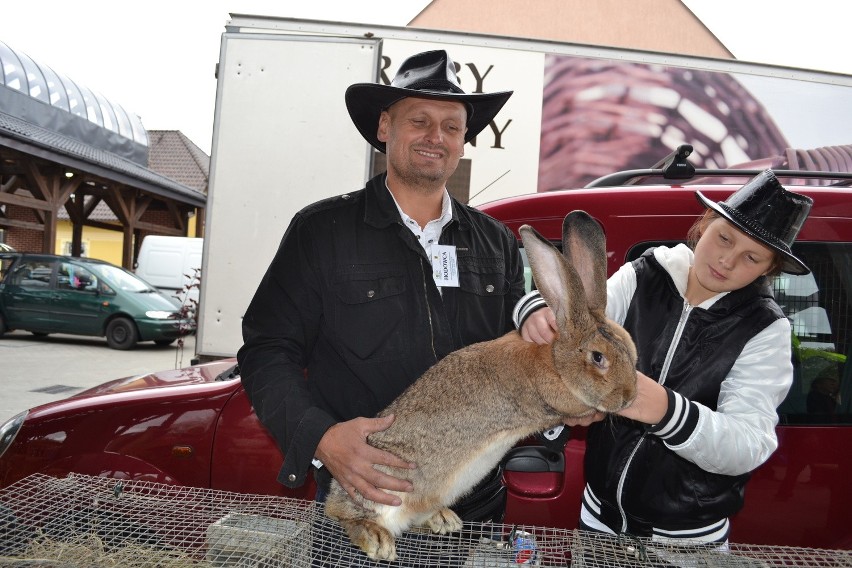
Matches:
[418,256,438,361]
[615,299,692,532]
[616,432,648,533]
[659,300,692,386]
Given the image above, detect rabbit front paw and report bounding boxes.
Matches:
[344,519,398,561]
[425,508,463,535]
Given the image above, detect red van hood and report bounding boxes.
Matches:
[71,358,240,397]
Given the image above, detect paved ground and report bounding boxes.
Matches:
[0,330,198,425]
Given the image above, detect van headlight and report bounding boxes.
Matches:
[145,311,175,319]
[0,411,26,459]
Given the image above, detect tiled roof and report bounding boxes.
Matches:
[147,130,209,194]
[64,200,118,222]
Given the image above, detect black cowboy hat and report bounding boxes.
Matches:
[345,50,513,153]
[695,169,813,275]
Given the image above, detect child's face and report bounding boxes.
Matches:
[691,218,776,296]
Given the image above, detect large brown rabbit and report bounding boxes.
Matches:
[324,211,638,561]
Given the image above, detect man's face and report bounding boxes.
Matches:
[377,97,468,190]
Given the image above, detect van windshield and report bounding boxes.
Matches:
[92,264,155,293]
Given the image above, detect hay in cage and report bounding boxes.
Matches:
[0,474,849,567]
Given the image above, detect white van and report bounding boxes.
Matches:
[135,236,202,309]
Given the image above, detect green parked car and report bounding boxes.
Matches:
[0,253,194,349]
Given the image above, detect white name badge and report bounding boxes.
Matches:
[431,244,459,288]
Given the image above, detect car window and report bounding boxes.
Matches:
[91,263,154,293]
[777,244,851,426]
[57,262,99,292]
[7,259,55,289]
[0,256,13,281]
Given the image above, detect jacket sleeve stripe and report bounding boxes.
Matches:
[648,388,699,446]
[513,289,547,329]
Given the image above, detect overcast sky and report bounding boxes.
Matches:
[1,0,849,155]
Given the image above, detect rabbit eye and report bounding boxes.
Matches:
[590,351,609,371]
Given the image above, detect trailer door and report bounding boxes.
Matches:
[199,33,379,358]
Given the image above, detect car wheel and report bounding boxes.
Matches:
[0,312,6,337]
[154,338,176,347]
[105,317,139,350]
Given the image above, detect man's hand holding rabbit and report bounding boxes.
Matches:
[316,414,416,506]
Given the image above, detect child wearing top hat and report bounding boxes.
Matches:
[516,169,813,543]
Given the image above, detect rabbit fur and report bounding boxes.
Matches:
[324,210,638,561]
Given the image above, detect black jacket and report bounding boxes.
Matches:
[238,173,526,488]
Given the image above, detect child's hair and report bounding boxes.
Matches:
[686,210,784,277]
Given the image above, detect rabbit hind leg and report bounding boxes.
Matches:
[341,518,399,561]
[424,507,463,535]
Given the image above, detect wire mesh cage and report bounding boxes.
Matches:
[0,474,849,567]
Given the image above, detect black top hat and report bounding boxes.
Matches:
[345,50,513,153]
[695,169,813,275]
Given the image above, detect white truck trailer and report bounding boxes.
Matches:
[196,14,852,360]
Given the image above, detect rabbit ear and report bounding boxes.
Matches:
[519,224,591,328]
[562,211,607,314]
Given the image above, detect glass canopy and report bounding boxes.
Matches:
[0,39,148,148]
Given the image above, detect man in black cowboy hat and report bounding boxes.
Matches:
[238,50,524,517]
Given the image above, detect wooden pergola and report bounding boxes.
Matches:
[0,116,206,269]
